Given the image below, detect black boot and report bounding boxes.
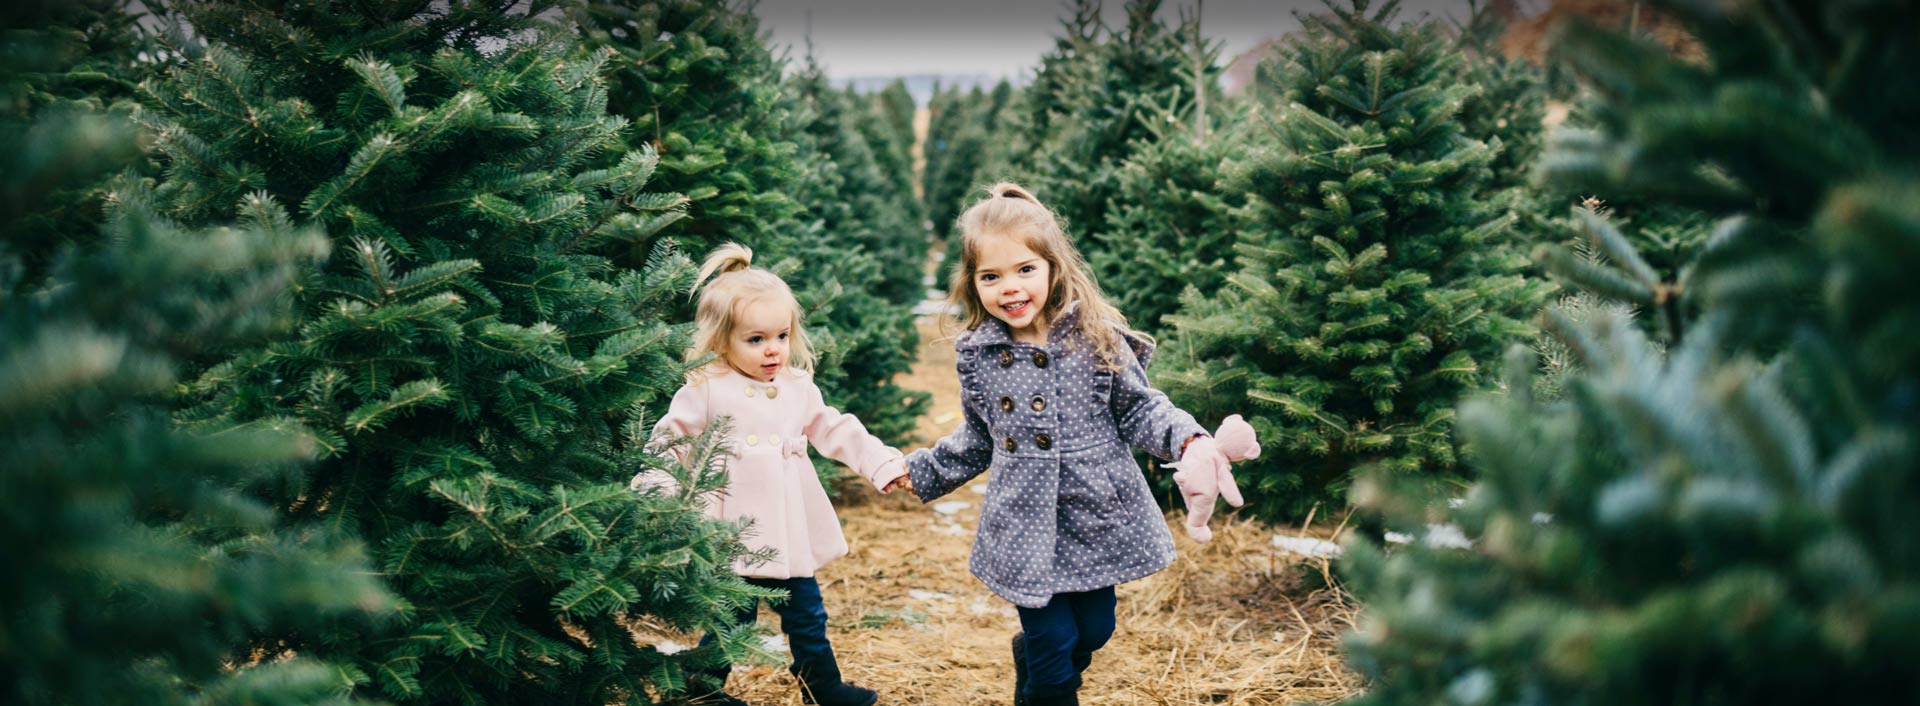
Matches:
[681,672,749,706]
[1011,632,1030,706]
[1027,680,1080,706]
[794,656,878,706]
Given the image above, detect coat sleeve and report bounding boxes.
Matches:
[904,396,992,502]
[803,380,906,491]
[1109,350,1207,463]
[632,381,708,494]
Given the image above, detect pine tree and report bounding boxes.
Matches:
[1087,113,1244,335]
[137,2,767,702]
[922,81,1014,241]
[568,0,926,449]
[851,79,921,232]
[1086,8,1235,336]
[1,0,153,287]
[4,16,394,700]
[1343,2,1920,703]
[782,56,930,445]
[1156,0,1545,520]
[1003,0,1201,248]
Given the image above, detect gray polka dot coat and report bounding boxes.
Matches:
[905,303,1207,608]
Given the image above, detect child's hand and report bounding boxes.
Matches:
[1171,415,1259,543]
[883,474,914,495]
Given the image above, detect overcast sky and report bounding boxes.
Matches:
[754,0,1510,80]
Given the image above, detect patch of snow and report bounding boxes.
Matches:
[1425,523,1472,549]
[933,500,971,516]
[1385,531,1414,545]
[1270,534,1343,559]
[969,482,988,494]
[654,640,689,655]
[759,634,789,653]
[909,590,955,602]
[930,522,969,536]
[1532,512,1553,524]
[969,599,1016,617]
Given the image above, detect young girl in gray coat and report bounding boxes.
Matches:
[905,182,1256,706]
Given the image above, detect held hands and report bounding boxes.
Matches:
[879,452,917,494]
[1170,414,1261,543]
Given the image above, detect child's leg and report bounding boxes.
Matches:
[765,577,876,705]
[1064,586,1117,675]
[1016,590,1096,702]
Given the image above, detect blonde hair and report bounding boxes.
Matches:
[688,242,815,376]
[946,182,1142,370]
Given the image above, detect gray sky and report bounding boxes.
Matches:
[754,0,1505,80]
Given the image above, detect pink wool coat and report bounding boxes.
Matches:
[634,364,905,579]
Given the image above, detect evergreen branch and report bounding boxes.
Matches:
[344,379,451,432]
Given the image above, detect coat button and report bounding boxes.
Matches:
[768,434,781,445]
[746,434,759,446]
[764,386,779,399]
[1000,396,1014,412]
[1004,436,1017,452]
[1035,433,1052,450]
[1030,396,1046,412]
[999,349,1015,368]
[1032,350,1050,368]
[744,386,756,398]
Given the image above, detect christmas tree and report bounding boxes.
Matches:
[922,80,1015,241]
[567,0,926,449]
[4,9,394,700]
[1343,1,1920,703]
[138,2,767,702]
[1,0,153,287]
[1085,8,1236,336]
[1156,0,1545,520]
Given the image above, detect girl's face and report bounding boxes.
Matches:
[973,233,1052,343]
[725,298,792,382]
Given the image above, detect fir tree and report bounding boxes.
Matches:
[1343,2,1920,703]
[1,0,153,287]
[568,0,926,449]
[922,81,1014,240]
[4,21,394,700]
[137,2,766,702]
[1087,9,1236,336]
[1000,0,1201,249]
[1088,115,1244,335]
[782,56,930,445]
[1157,0,1545,520]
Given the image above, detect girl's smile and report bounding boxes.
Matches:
[973,234,1052,344]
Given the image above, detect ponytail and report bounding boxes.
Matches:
[692,242,753,298]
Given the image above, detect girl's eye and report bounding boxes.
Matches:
[778,332,789,340]
[1018,265,1035,274]
[979,273,997,283]
[747,336,763,344]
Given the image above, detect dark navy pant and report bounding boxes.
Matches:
[698,576,841,686]
[1016,586,1117,698]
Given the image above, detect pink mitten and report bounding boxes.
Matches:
[1170,415,1260,542]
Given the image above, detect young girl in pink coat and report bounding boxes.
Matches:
[632,243,907,706]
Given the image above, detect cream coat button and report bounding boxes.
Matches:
[746,434,759,446]
[769,434,781,445]
[744,386,756,398]
[765,386,779,399]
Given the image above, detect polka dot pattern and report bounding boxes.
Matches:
[905,302,1208,609]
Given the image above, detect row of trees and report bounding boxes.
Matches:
[3,0,924,704]
[928,0,1919,701]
